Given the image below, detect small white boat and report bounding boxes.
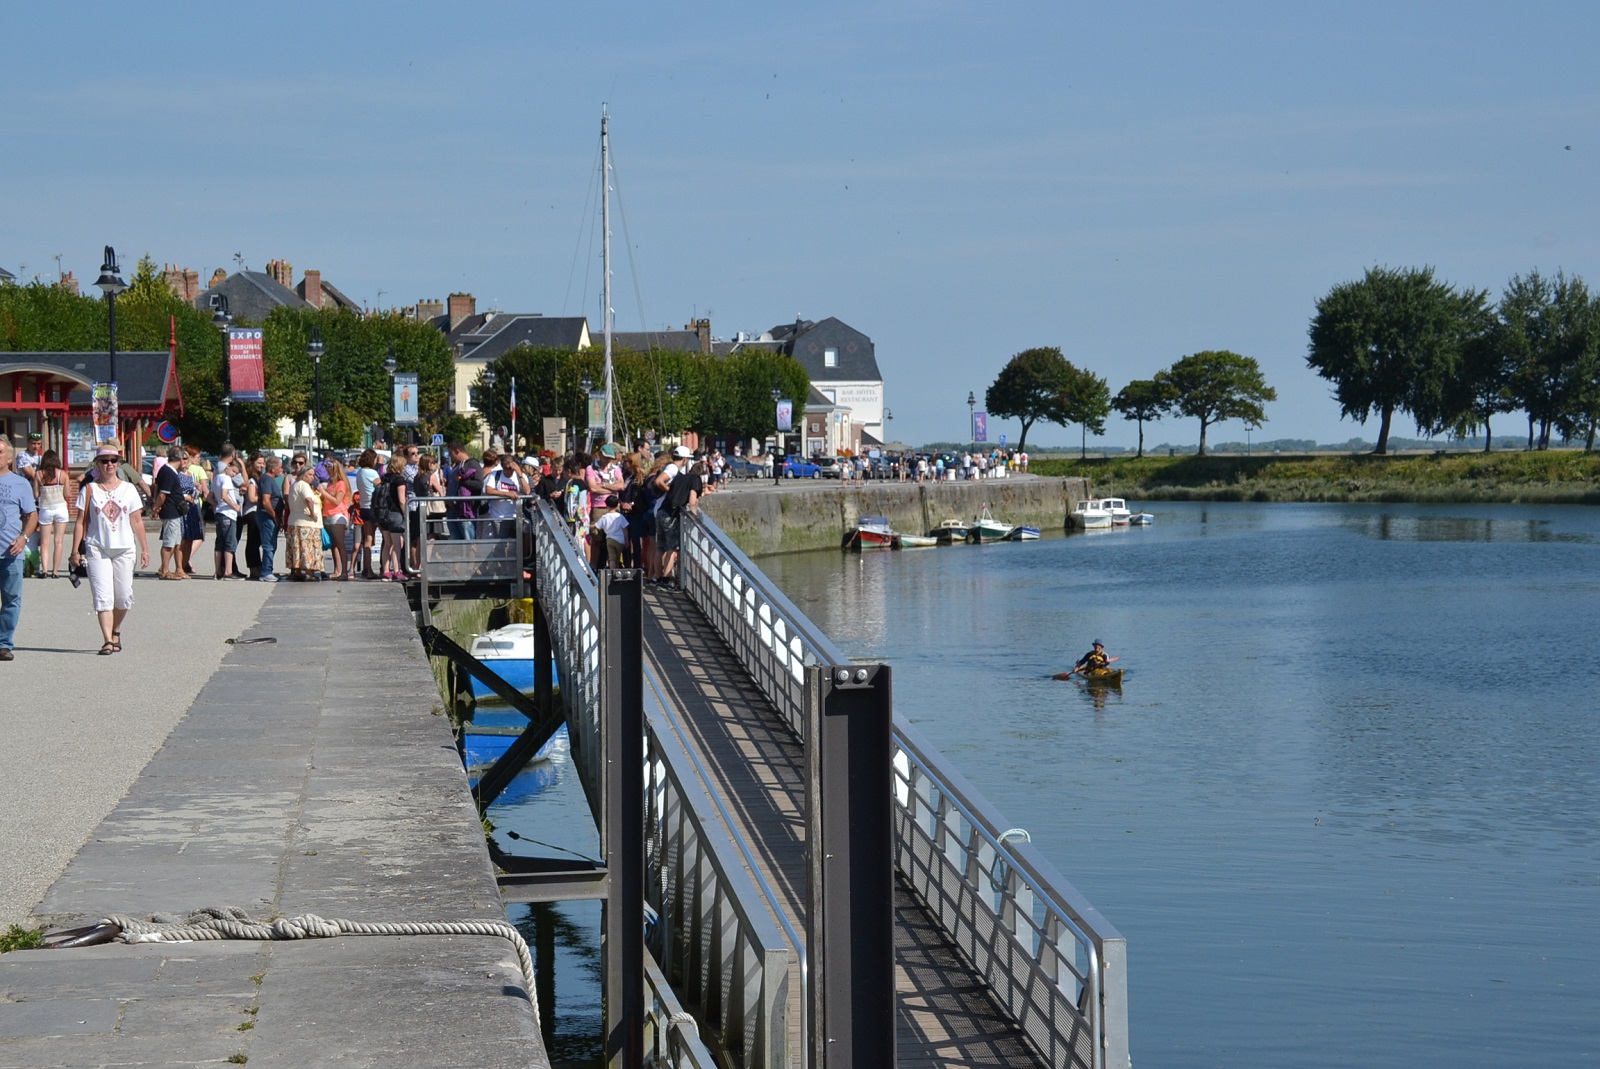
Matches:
[968,505,1015,543]
[929,518,969,544]
[897,533,938,549]
[467,624,537,699]
[1005,525,1041,541]
[1073,499,1113,530]
[1130,512,1154,526]
[1102,497,1133,526]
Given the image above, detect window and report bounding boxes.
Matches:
[824,347,838,368]
[822,389,836,403]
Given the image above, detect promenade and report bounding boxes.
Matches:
[0,576,548,1068]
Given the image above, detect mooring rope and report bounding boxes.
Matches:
[101,908,540,1030]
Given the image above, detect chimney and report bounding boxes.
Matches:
[447,292,476,330]
[210,268,227,289]
[303,269,323,309]
[414,297,444,321]
[266,258,293,290]
[162,263,199,302]
[57,271,79,296]
[685,317,711,353]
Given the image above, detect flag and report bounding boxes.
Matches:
[509,377,517,423]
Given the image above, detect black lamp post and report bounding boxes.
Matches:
[665,379,681,442]
[580,374,593,448]
[481,366,497,447]
[772,385,783,486]
[308,326,324,452]
[212,296,233,442]
[967,391,976,448]
[94,246,127,443]
[384,346,398,446]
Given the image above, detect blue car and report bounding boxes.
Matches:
[783,457,822,479]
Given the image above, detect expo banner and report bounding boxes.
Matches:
[91,383,118,444]
[393,372,419,425]
[972,410,988,443]
[776,398,793,433]
[227,328,266,402]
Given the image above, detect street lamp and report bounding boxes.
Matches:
[580,374,593,448]
[384,346,398,447]
[772,384,783,487]
[308,326,324,452]
[94,246,127,446]
[665,379,681,442]
[967,391,976,447]
[211,295,233,442]
[481,366,496,448]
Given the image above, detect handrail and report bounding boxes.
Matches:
[680,509,1130,1069]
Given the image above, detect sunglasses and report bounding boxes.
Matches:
[96,458,119,466]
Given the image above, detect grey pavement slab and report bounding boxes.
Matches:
[1,580,548,1068]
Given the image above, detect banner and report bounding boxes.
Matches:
[587,390,607,432]
[92,383,118,444]
[972,410,988,443]
[227,328,266,402]
[393,372,419,425]
[776,398,794,433]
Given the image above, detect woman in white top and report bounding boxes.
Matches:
[212,458,243,580]
[69,445,150,654]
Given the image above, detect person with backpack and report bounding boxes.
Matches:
[373,453,410,580]
[655,456,702,591]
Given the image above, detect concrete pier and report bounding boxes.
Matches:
[0,579,548,1068]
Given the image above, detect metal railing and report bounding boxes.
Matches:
[530,501,794,1069]
[410,493,529,612]
[680,510,1130,1069]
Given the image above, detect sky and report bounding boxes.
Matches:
[6,2,1600,450]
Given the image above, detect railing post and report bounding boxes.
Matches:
[805,663,895,1069]
[534,599,554,726]
[602,568,644,1069]
[1101,935,1130,1069]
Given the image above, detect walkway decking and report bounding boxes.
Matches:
[0,581,548,1069]
[641,587,1046,1068]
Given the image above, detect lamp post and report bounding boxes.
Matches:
[581,373,593,450]
[384,346,398,447]
[308,326,324,453]
[212,296,233,443]
[482,366,497,450]
[967,391,976,448]
[772,385,783,487]
[94,246,127,447]
[665,379,681,443]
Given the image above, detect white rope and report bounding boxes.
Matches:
[105,908,541,1031]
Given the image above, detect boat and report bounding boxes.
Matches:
[1073,499,1113,530]
[968,505,1015,543]
[928,518,969,544]
[465,624,560,701]
[1102,498,1133,526]
[855,516,897,550]
[1004,525,1041,541]
[1052,667,1124,685]
[462,715,566,769]
[896,533,938,549]
[1130,512,1154,526]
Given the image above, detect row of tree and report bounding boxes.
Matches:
[1307,265,1600,453]
[985,347,1276,456]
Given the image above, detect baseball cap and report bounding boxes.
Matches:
[27,431,42,440]
[673,446,693,459]
[599,443,618,458]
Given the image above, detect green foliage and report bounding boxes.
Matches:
[1112,378,1177,457]
[320,403,367,450]
[436,412,482,447]
[1498,269,1600,450]
[1155,350,1275,456]
[0,924,45,952]
[984,346,1102,453]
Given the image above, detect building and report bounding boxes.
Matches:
[443,306,592,423]
[192,266,310,322]
[0,349,184,465]
[719,316,884,454]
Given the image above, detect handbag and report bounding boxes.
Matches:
[320,526,332,550]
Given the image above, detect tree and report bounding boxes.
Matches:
[1063,363,1111,457]
[1498,269,1600,450]
[1112,378,1176,458]
[1156,350,1275,456]
[1307,266,1479,454]
[984,347,1080,453]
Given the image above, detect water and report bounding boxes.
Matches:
[761,501,1600,1068]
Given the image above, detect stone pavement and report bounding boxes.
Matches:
[0,577,549,1068]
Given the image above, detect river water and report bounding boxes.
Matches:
[759,500,1600,1068]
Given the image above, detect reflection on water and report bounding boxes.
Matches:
[762,500,1600,1069]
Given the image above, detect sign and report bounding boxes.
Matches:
[430,433,445,446]
[776,398,794,433]
[393,372,419,425]
[156,421,179,444]
[542,417,564,455]
[972,410,988,443]
[92,383,118,444]
[67,417,96,466]
[587,390,608,432]
[227,328,266,402]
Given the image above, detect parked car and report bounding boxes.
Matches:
[783,456,821,479]
[728,457,765,479]
[815,456,842,479]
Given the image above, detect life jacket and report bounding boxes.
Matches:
[1082,649,1108,671]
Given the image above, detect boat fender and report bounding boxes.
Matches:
[41,921,122,949]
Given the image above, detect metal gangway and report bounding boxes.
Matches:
[415,496,1129,1069]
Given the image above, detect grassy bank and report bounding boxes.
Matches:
[1031,451,1600,504]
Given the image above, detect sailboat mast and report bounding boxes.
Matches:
[601,108,615,446]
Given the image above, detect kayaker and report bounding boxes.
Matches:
[1073,640,1117,676]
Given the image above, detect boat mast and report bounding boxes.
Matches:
[601,107,615,446]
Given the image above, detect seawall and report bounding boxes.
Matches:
[700,475,1091,557]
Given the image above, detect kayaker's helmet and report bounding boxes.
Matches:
[1092,640,1104,648]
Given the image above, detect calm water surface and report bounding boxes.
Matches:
[762,501,1600,1068]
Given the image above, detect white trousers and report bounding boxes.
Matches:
[85,546,135,612]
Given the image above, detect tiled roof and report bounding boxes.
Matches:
[195,271,310,324]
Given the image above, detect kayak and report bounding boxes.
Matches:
[1052,667,1124,685]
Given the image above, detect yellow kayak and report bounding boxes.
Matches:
[1051,667,1124,684]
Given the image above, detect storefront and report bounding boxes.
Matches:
[0,350,183,469]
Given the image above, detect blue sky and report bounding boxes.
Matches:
[6,2,1599,449]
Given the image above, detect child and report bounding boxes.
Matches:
[594,493,629,568]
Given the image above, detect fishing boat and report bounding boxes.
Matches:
[968,505,1015,543]
[855,516,898,549]
[928,518,969,544]
[1004,525,1041,541]
[897,533,938,549]
[1073,499,1113,530]
[1102,498,1133,526]
[1130,512,1154,526]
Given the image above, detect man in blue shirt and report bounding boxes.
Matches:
[0,437,40,660]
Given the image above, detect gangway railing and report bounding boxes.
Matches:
[681,511,1131,1069]
[530,501,794,1069]
[410,494,528,620]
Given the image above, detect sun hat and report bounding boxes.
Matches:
[1092,639,1104,647]
[600,443,618,458]
[94,445,122,460]
[673,445,693,459]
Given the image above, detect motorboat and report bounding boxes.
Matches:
[1004,525,1041,541]
[854,516,897,550]
[465,624,560,701]
[1130,512,1154,526]
[1073,499,1113,530]
[928,518,969,544]
[968,505,1015,543]
[1102,497,1133,526]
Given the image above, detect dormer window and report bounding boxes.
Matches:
[824,347,838,368]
